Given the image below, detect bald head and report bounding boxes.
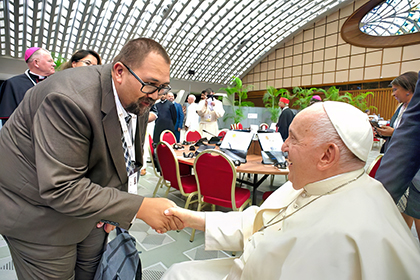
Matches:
[187,94,196,104]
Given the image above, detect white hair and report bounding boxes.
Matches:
[188,94,196,101]
[308,103,365,168]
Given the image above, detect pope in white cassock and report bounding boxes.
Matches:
[184,94,200,132]
[161,101,420,280]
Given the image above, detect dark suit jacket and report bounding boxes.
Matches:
[153,100,177,143]
[376,71,420,203]
[276,107,295,141]
[0,72,35,119]
[0,65,146,245]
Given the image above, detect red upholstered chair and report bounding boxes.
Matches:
[366,154,383,178]
[186,130,202,142]
[259,123,269,130]
[155,141,198,209]
[190,149,251,241]
[218,129,228,140]
[230,123,243,130]
[160,130,177,145]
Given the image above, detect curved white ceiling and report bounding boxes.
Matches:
[0,0,352,84]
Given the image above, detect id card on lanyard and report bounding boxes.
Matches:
[115,95,138,194]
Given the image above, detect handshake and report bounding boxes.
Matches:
[136,197,205,234]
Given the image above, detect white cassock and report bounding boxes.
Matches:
[197,99,225,137]
[185,103,200,132]
[162,169,420,280]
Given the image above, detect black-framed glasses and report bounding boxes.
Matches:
[120,62,171,96]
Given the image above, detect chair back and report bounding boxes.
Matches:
[230,123,243,130]
[218,129,228,140]
[366,154,383,178]
[259,123,269,130]
[194,150,239,210]
[160,130,176,145]
[186,130,202,142]
[156,141,182,191]
[148,134,155,157]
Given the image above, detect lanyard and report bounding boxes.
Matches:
[24,69,37,86]
[114,95,137,162]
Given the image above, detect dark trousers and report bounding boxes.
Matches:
[3,225,107,280]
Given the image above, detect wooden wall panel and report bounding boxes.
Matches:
[246,87,398,120]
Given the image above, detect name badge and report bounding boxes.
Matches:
[205,114,212,122]
[128,171,138,194]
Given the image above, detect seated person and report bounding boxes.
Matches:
[162,101,420,280]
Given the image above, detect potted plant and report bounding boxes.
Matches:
[51,52,67,70]
[292,87,323,110]
[263,86,290,123]
[219,76,254,124]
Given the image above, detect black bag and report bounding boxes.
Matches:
[94,227,142,280]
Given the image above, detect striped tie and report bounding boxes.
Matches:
[122,115,135,174]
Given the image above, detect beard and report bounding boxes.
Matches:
[125,96,154,117]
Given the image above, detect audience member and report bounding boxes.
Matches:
[185,94,200,132]
[167,92,184,142]
[197,88,225,137]
[309,94,322,105]
[376,71,420,239]
[153,92,177,143]
[0,38,182,279]
[375,71,417,153]
[59,49,102,70]
[162,101,420,280]
[276,97,294,141]
[0,47,55,125]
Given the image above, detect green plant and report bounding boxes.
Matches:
[321,86,351,102]
[348,91,377,112]
[51,52,67,70]
[263,86,290,122]
[292,87,322,110]
[219,76,254,124]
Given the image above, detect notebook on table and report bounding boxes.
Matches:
[257,132,287,165]
[219,131,254,163]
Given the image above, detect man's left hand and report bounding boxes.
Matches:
[96,221,117,233]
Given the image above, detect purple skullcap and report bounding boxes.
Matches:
[25,47,41,62]
[312,95,322,101]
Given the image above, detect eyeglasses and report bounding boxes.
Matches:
[78,60,95,66]
[120,62,171,96]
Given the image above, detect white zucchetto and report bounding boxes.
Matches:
[323,101,373,161]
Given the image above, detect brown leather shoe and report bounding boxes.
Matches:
[140,169,146,176]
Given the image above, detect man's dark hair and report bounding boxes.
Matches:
[204,88,214,94]
[113,38,170,69]
[391,71,418,94]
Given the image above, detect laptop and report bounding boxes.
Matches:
[219,131,254,163]
[257,132,287,165]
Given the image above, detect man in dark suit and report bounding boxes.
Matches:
[153,91,177,143]
[0,47,56,125]
[276,97,295,141]
[0,38,182,279]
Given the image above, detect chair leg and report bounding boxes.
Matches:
[164,184,171,197]
[152,177,163,197]
[190,229,196,242]
[270,174,275,185]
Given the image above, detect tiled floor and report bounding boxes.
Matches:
[0,144,418,280]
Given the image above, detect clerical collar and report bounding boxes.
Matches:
[303,169,365,196]
[28,70,46,80]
